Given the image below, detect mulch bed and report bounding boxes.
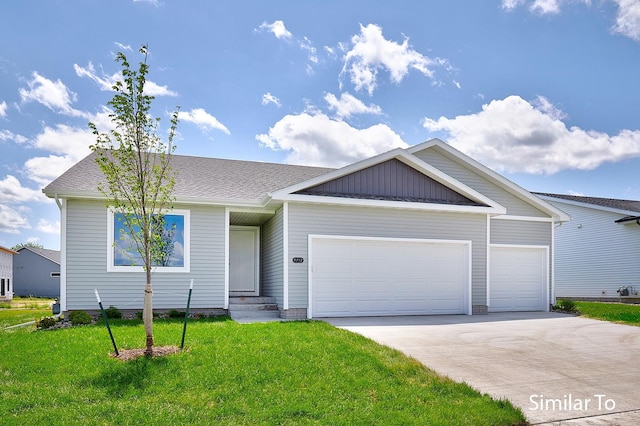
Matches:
[111,345,181,361]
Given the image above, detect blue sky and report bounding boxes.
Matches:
[1,0,640,250]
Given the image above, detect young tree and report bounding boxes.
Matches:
[89,45,179,356]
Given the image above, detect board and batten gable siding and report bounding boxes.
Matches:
[297,159,479,205]
[552,201,640,298]
[65,199,226,310]
[413,148,547,217]
[286,203,487,309]
[260,207,284,306]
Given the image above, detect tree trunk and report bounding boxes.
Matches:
[143,279,154,356]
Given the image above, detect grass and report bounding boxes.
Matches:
[0,318,527,425]
[575,301,640,326]
[0,298,55,328]
[0,296,55,310]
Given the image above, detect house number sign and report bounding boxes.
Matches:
[292,257,304,263]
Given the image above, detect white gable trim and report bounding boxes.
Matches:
[409,139,570,222]
[270,148,506,214]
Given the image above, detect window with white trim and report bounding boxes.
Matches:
[107,209,190,273]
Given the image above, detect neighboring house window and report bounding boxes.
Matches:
[50,272,61,277]
[107,209,190,273]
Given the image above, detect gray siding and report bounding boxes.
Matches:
[261,207,284,305]
[490,219,552,246]
[65,199,226,310]
[413,148,547,217]
[551,202,640,298]
[287,203,487,308]
[13,250,60,298]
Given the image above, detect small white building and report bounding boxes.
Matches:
[0,246,18,300]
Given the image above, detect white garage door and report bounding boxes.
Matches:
[489,246,547,312]
[310,236,470,317]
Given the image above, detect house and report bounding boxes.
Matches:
[536,193,640,300]
[0,246,18,301]
[13,247,61,298]
[42,139,569,318]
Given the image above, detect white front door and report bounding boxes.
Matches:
[229,226,259,296]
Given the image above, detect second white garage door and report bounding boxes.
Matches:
[489,245,548,312]
[310,236,470,317]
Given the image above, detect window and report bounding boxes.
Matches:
[107,209,190,273]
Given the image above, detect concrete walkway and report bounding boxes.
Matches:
[325,312,640,425]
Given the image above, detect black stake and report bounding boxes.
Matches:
[181,279,194,349]
[94,289,119,356]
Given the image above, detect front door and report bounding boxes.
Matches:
[229,226,259,296]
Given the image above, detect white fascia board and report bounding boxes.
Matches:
[395,151,503,210]
[537,195,640,217]
[271,193,506,215]
[409,139,570,222]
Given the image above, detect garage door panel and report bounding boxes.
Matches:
[490,246,547,312]
[311,237,469,317]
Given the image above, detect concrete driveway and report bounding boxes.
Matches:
[325,312,640,425]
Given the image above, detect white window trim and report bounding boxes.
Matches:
[107,208,191,273]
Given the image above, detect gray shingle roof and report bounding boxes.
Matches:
[534,193,640,214]
[18,247,61,264]
[43,152,335,203]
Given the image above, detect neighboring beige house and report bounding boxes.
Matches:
[0,245,18,301]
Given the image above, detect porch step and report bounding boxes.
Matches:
[228,296,280,321]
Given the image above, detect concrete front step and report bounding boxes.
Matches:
[228,296,281,321]
[229,296,276,305]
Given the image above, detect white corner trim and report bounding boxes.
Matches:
[282,202,289,310]
[224,207,230,309]
[60,199,67,312]
[486,215,491,308]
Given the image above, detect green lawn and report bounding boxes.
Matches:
[0,318,527,425]
[575,301,640,326]
[0,309,52,328]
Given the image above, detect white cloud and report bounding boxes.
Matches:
[0,175,44,203]
[261,92,281,107]
[324,92,382,119]
[501,1,640,42]
[0,100,7,117]
[257,20,292,39]
[299,36,318,64]
[0,129,28,144]
[19,72,87,118]
[611,0,640,41]
[133,0,161,6]
[0,204,29,234]
[36,219,59,234]
[115,42,133,51]
[256,112,407,167]
[26,124,94,185]
[75,62,177,96]
[340,24,443,95]
[422,95,640,174]
[178,108,230,134]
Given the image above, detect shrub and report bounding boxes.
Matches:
[68,310,93,325]
[554,299,577,313]
[168,309,185,318]
[104,305,122,319]
[135,311,143,320]
[36,316,60,330]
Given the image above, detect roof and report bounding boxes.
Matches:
[0,246,18,255]
[17,247,61,264]
[43,151,335,205]
[534,193,640,214]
